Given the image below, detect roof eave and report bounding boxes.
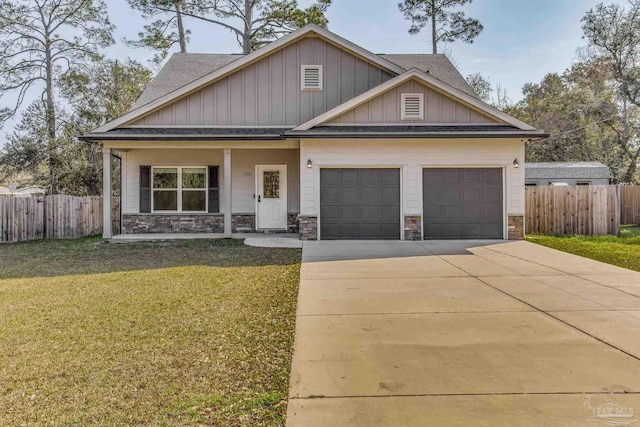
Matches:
[79,133,286,142]
[284,131,550,139]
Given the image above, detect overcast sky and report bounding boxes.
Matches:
[0,0,627,147]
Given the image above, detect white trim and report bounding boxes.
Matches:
[255,164,288,230]
[301,65,323,90]
[91,24,405,133]
[294,69,537,131]
[401,93,424,120]
[151,166,208,213]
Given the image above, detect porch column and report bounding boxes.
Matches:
[223,148,232,238]
[102,147,112,239]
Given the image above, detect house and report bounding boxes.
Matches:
[82,24,547,241]
[525,162,611,186]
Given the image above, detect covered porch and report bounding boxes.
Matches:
[101,140,300,239]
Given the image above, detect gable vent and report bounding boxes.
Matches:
[401,93,424,120]
[301,65,323,90]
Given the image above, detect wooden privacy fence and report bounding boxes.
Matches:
[621,185,640,226]
[0,195,120,243]
[525,185,623,236]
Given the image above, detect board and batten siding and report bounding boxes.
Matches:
[132,37,394,127]
[300,138,524,236]
[328,79,499,124]
[121,149,300,214]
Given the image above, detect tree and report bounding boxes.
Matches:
[0,0,114,194]
[466,72,491,102]
[0,60,152,195]
[398,0,483,54]
[582,1,640,182]
[128,0,333,61]
[509,59,629,181]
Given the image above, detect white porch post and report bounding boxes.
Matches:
[102,147,112,239]
[223,148,232,237]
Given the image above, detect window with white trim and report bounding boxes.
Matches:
[301,65,323,90]
[152,167,207,212]
[401,93,424,120]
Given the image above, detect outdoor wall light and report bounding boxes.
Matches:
[307,159,313,168]
[513,158,520,168]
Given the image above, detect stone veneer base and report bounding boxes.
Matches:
[508,215,525,240]
[299,215,318,240]
[122,214,224,234]
[404,215,422,241]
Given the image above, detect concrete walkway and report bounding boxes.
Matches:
[287,240,640,426]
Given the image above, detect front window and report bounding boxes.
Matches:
[152,167,207,212]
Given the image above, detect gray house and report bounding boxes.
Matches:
[83,24,547,241]
[525,162,611,186]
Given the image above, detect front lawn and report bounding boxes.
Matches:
[527,225,640,272]
[0,237,301,426]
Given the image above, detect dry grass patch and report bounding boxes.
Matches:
[0,238,301,426]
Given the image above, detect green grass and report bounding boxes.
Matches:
[527,225,640,272]
[0,237,301,426]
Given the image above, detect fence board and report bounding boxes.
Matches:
[525,185,633,236]
[0,195,119,243]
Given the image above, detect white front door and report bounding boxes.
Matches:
[256,165,287,230]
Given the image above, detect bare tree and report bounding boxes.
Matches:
[0,0,113,194]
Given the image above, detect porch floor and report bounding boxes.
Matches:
[108,233,302,248]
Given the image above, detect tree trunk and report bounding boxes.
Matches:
[623,157,638,183]
[44,37,58,195]
[242,0,253,54]
[174,0,187,53]
[431,0,437,54]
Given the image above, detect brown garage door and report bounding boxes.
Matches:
[320,168,400,240]
[423,168,503,239]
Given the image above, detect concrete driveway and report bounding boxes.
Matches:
[287,240,640,426]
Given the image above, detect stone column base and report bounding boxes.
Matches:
[404,215,422,241]
[299,215,318,240]
[508,215,525,240]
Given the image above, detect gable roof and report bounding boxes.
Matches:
[92,24,406,133]
[131,52,477,112]
[132,54,242,109]
[379,54,476,98]
[294,69,538,131]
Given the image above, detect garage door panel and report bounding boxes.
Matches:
[484,168,502,185]
[423,168,503,239]
[463,184,484,202]
[340,205,359,219]
[320,168,400,240]
[380,205,401,219]
[361,187,381,203]
[424,186,444,204]
[380,169,401,185]
[463,169,483,183]
[442,185,463,204]
[484,185,502,202]
[443,169,461,183]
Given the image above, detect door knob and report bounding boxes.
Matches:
[258,195,261,202]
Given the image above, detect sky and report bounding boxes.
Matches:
[0,0,628,147]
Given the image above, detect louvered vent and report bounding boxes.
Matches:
[401,93,424,120]
[301,65,323,90]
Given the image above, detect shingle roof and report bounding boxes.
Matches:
[132,53,243,109]
[525,162,611,179]
[131,52,477,110]
[379,54,476,97]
